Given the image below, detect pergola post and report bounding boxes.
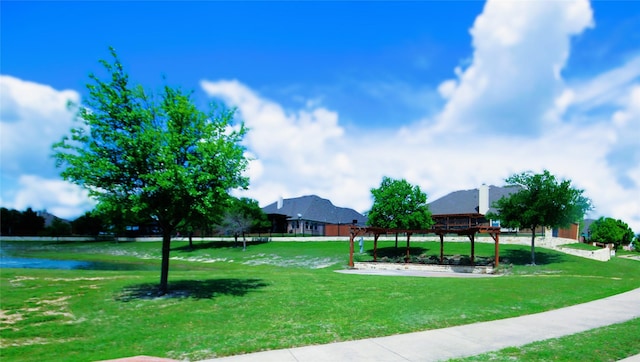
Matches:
[373,233,380,262]
[405,232,412,262]
[468,232,476,266]
[349,231,355,268]
[495,233,500,267]
[490,231,500,267]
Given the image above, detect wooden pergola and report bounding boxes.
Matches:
[348,213,501,268]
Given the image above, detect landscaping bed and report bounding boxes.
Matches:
[354,261,495,274]
[355,253,497,274]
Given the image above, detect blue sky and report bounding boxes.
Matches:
[1,1,639,232]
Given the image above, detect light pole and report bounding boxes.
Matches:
[298,213,302,237]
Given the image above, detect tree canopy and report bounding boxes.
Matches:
[72,211,105,237]
[0,207,45,236]
[367,176,434,230]
[589,217,635,250]
[218,197,270,250]
[53,48,249,294]
[489,170,591,265]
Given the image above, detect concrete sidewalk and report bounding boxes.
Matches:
[204,288,640,362]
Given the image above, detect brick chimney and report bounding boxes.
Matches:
[479,184,489,215]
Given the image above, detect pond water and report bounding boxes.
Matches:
[0,249,157,271]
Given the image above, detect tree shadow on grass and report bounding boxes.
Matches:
[367,246,429,258]
[171,240,235,252]
[171,239,269,253]
[115,278,269,301]
[502,249,567,265]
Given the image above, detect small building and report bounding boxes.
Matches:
[262,195,367,236]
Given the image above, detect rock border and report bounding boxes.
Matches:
[354,261,495,274]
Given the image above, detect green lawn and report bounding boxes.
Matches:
[1,239,638,361]
[560,242,602,251]
[451,318,640,361]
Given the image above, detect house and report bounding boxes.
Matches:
[428,184,521,218]
[428,185,520,230]
[36,210,71,228]
[580,218,596,241]
[428,185,580,239]
[262,195,367,236]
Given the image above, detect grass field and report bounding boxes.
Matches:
[452,318,640,362]
[1,239,639,361]
[560,242,602,251]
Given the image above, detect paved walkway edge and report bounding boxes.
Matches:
[205,288,640,362]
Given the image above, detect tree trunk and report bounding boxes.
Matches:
[159,229,172,295]
[395,233,398,249]
[373,234,379,262]
[405,233,411,262]
[242,232,247,251]
[188,232,193,249]
[530,225,537,265]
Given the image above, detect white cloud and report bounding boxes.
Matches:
[201,80,344,159]
[435,0,594,135]
[606,85,640,189]
[612,85,640,127]
[565,55,640,113]
[7,175,95,220]
[0,75,93,219]
[3,0,639,233]
[0,75,80,177]
[201,0,640,233]
[201,79,355,207]
[437,80,457,100]
[555,62,640,228]
[200,77,617,219]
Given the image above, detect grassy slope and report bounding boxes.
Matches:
[1,239,638,361]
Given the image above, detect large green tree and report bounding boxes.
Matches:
[489,170,591,265]
[367,176,434,230]
[53,48,248,294]
[589,217,635,250]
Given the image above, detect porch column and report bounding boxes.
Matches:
[439,233,444,264]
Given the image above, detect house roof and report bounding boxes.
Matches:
[262,195,367,225]
[36,210,70,228]
[428,185,522,216]
[581,218,596,236]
